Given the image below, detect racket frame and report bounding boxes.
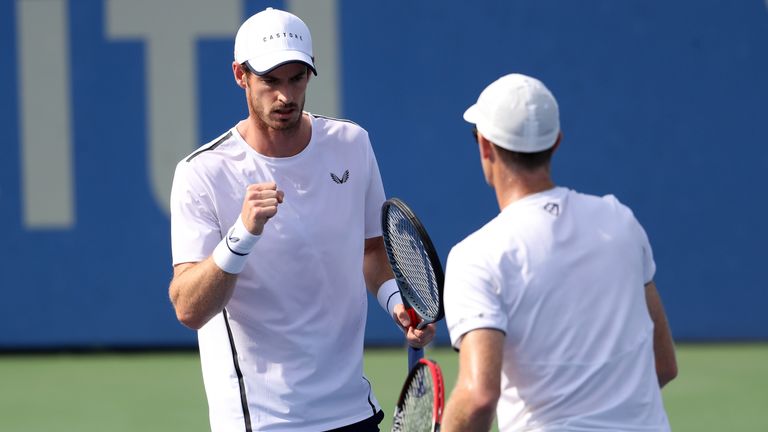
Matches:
[392,358,445,432]
[381,198,446,371]
[381,198,445,327]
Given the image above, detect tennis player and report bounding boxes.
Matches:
[168,8,434,431]
[441,73,677,431]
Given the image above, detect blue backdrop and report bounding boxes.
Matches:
[2,0,767,348]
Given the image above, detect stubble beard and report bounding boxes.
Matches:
[250,93,305,133]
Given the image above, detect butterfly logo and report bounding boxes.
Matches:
[330,170,350,184]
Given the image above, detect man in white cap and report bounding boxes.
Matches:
[168,8,434,431]
[441,73,678,431]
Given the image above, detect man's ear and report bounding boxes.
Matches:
[478,135,494,161]
[551,131,563,153]
[232,61,248,89]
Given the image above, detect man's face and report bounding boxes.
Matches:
[244,62,310,132]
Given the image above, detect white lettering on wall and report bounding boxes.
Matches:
[17,0,342,223]
[106,0,240,215]
[288,0,341,118]
[18,0,74,228]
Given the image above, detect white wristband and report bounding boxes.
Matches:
[377,279,402,318]
[212,217,260,274]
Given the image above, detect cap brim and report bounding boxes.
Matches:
[245,50,317,76]
[463,104,480,124]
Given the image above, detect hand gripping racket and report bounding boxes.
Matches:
[381,198,445,371]
[391,358,445,432]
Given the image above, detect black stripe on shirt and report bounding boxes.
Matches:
[311,113,358,126]
[186,131,233,162]
[361,376,377,415]
[223,308,253,432]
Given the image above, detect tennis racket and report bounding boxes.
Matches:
[392,358,445,432]
[381,198,445,371]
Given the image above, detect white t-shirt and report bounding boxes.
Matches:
[170,114,385,431]
[444,187,670,432]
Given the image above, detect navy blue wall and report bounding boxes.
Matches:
[2,0,766,348]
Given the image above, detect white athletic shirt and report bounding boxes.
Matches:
[444,187,670,432]
[170,114,385,431]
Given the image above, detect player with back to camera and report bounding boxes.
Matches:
[168,8,435,432]
[440,73,678,431]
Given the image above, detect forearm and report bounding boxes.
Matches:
[169,183,281,329]
[652,314,677,388]
[363,236,394,296]
[169,259,238,330]
[443,329,503,432]
[645,281,678,387]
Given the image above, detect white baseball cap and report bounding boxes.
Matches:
[463,73,560,153]
[234,7,317,75]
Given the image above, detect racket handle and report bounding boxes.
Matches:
[408,346,423,371]
[406,308,421,327]
[406,307,424,371]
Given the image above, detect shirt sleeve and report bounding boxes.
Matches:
[443,241,507,350]
[603,194,657,284]
[603,194,656,284]
[169,160,222,265]
[363,133,386,239]
[635,219,656,284]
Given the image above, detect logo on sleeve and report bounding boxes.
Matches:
[330,170,350,184]
[543,202,560,216]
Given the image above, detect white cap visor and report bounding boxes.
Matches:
[244,50,316,76]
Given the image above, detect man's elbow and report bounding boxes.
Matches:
[658,362,678,388]
[169,277,208,330]
[173,304,210,330]
[465,386,501,419]
[171,295,211,330]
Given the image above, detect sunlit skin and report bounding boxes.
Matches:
[476,130,559,209]
[442,329,504,432]
[232,61,312,157]
[246,65,307,130]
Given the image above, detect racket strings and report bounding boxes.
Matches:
[393,366,436,432]
[384,208,442,319]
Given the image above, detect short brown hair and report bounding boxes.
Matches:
[494,144,555,171]
[472,127,556,171]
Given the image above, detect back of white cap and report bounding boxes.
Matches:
[463,74,559,153]
[234,7,316,75]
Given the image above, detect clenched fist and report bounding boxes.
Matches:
[241,182,284,235]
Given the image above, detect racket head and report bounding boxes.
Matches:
[381,198,445,326]
[392,358,445,432]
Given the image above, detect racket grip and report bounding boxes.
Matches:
[406,308,421,327]
[408,346,423,371]
[406,307,424,370]
[406,307,424,371]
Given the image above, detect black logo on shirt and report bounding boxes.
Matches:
[330,170,350,184]
[543,202,560,216]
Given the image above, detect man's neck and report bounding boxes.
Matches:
[237,113,311,158]
[495,170,555,210]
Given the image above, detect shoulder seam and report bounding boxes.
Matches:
[311,113,359,127]
[185,131,233,162]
